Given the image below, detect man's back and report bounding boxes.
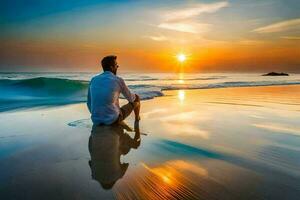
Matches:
[87,71,135,125]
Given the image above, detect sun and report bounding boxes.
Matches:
[177,53,186,62]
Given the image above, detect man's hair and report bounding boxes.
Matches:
[101,55,117,71]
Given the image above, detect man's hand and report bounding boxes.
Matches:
[134,94,140,102]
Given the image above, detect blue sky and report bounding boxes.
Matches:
[0,0,299,72]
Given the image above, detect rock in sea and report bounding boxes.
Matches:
[262,72,289,76]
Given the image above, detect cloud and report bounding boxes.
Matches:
[158,22,211,34]
[238,40,266,45]
[163,1,229,22]
[143,34,187,43]
[281,36,300,40]
[143,35,169,41]
[253,18,300,33]
[157,1,228,34]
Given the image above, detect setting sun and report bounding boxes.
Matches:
[177,54,186,62]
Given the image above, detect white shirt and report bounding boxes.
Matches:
[87,71,136,125]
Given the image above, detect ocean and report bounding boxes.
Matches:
[0,72,300,112]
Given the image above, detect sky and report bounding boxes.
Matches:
[0,0,300,72]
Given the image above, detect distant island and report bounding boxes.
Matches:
[262,72,289,76]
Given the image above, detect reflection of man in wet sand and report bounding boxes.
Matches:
[87,55,140,127]
[88,123,141,189]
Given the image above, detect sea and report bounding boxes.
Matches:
[0,72,300,112]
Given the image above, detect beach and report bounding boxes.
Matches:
[0,85,300,200]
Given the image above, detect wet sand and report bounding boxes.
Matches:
[0,85,300,199]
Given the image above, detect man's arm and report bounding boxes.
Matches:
[119,77,141,121]
[87,84,92,113]
[119,78,136,102]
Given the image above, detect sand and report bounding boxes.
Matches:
[0,85,300,200]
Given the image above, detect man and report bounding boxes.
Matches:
[87,55,140,126]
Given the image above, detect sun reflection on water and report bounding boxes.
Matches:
[178,79,184,84]
[113,160,207,200]
[178,90,185,102]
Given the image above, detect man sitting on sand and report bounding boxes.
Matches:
[87,55,140,126]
